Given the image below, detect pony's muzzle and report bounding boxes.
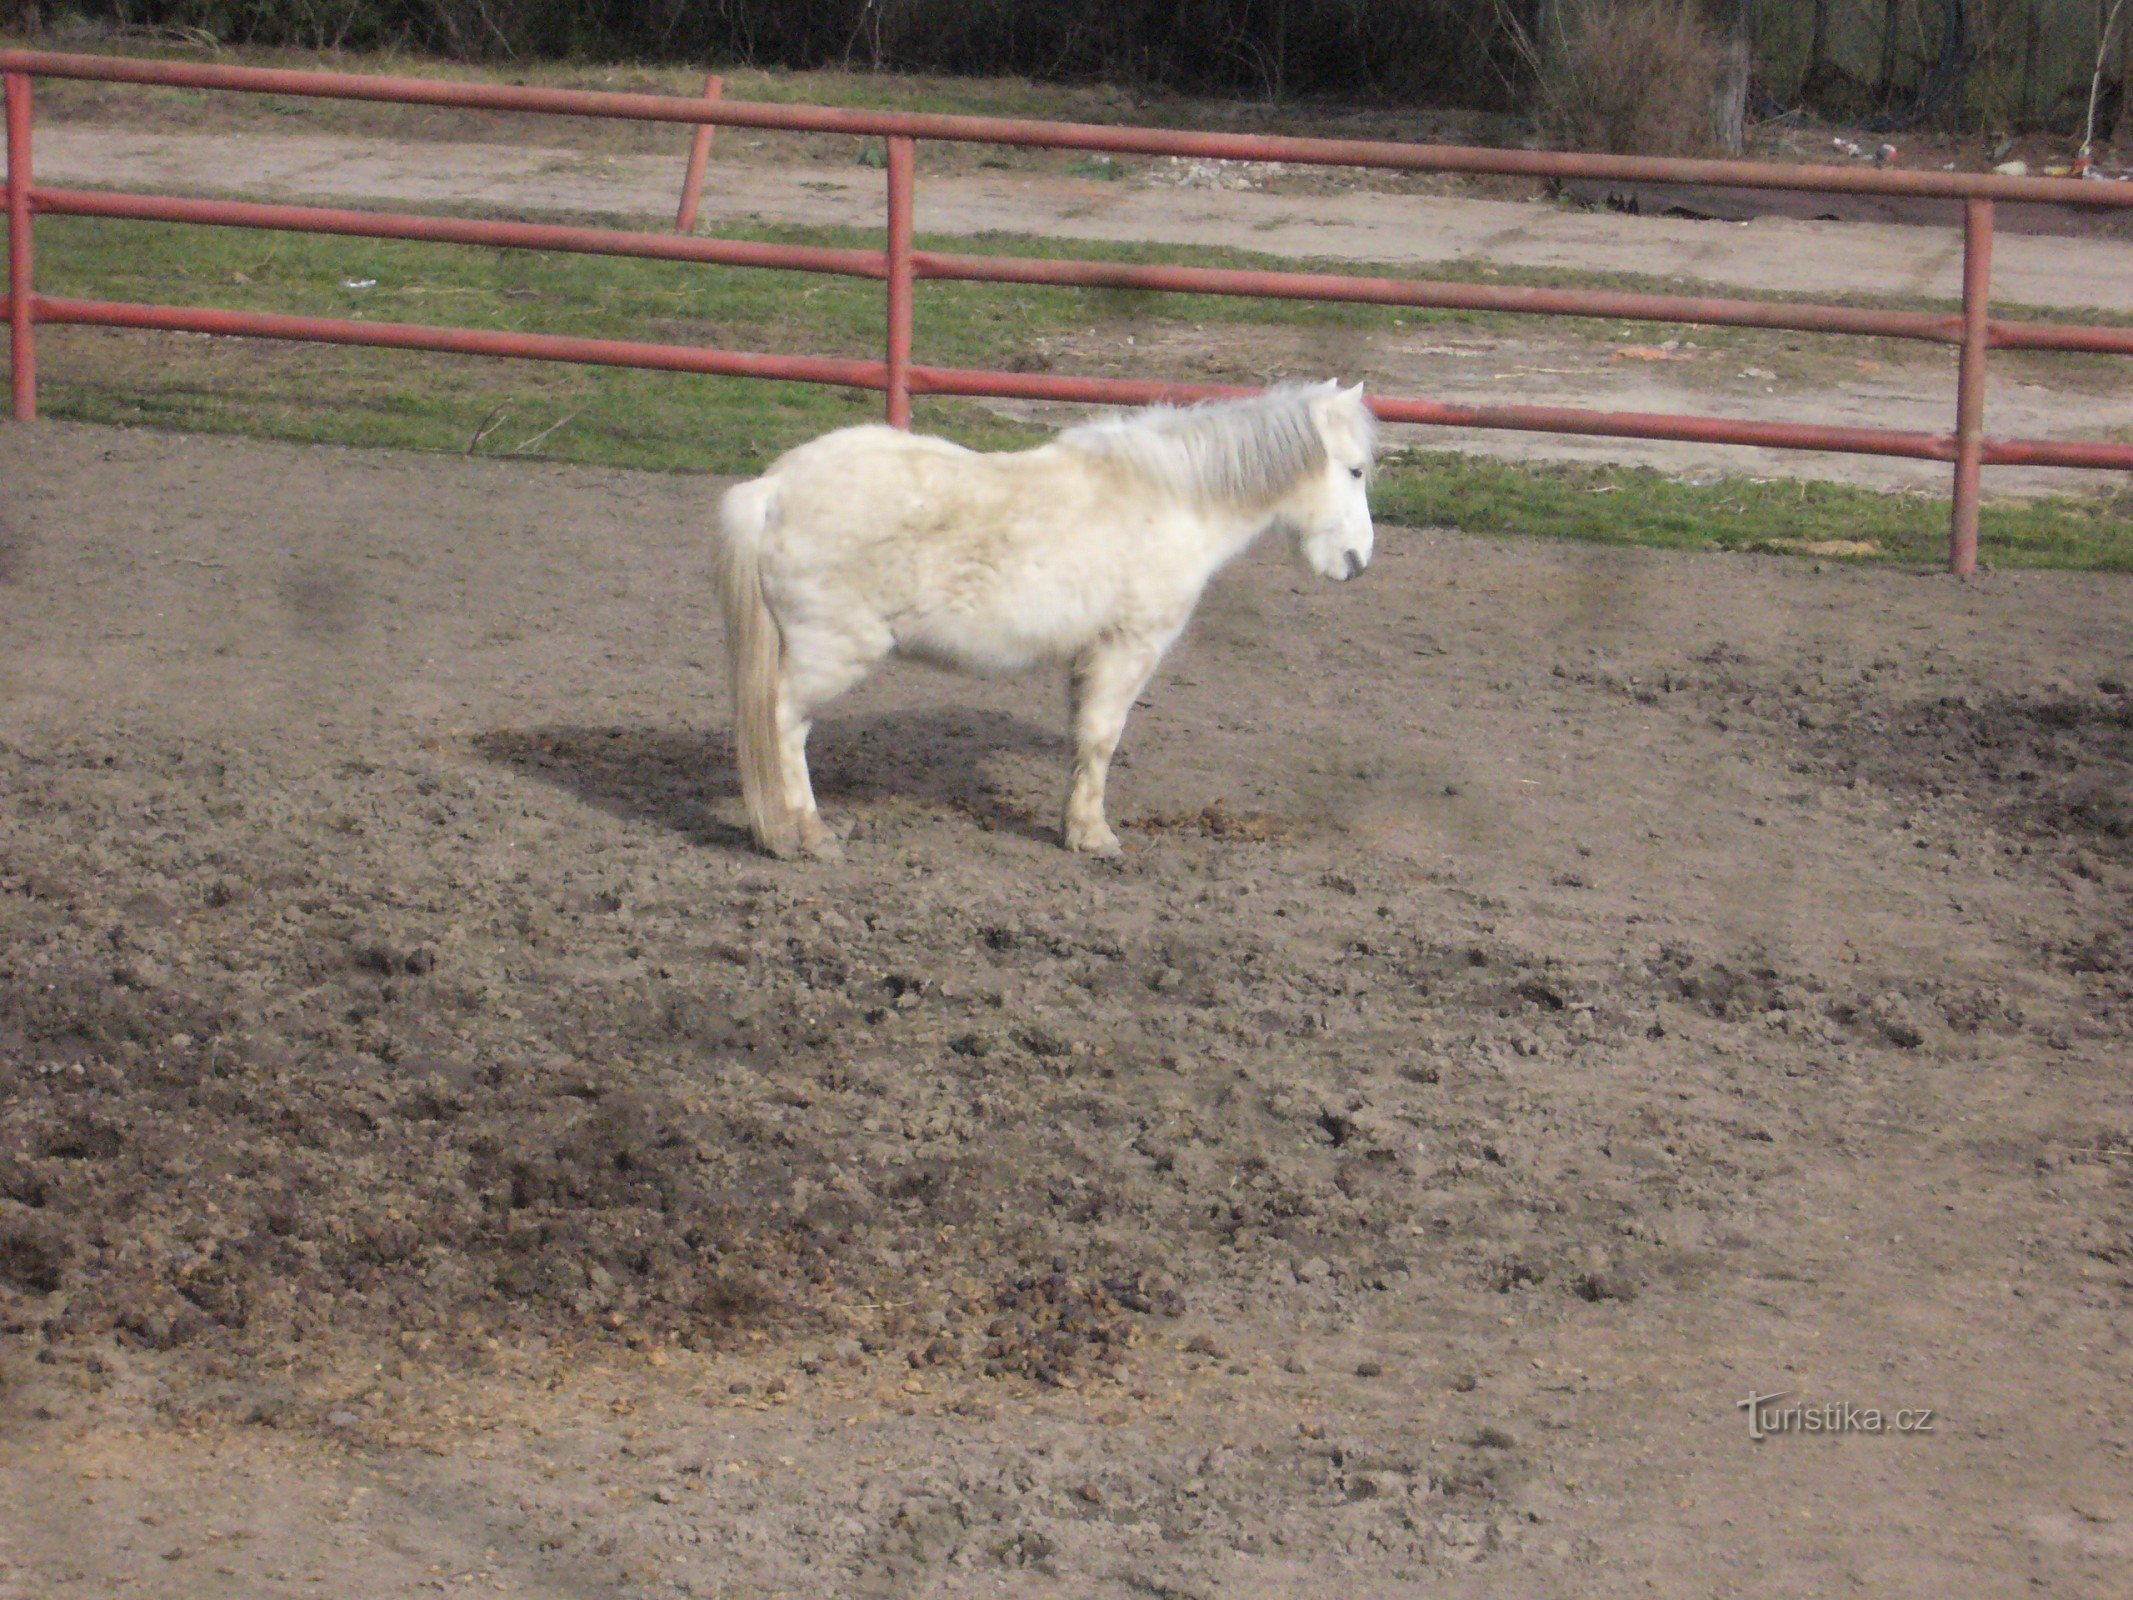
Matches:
[1343,549,1366,581]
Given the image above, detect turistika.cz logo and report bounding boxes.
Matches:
[1737,1390,1938,1440]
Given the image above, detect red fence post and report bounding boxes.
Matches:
[672,73,723,235]
[5,71,33,422]
[1950,197,1993,576]
[884,134,914,428]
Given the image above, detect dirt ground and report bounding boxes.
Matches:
[0,421,2129,1597]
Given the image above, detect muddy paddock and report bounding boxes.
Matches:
[0,423,2128,1599]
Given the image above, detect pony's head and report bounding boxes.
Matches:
[1282,381,1378,583]
[1060,380,1379,579]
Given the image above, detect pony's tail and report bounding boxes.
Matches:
[715,476,797,858]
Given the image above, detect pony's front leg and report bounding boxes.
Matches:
[1064,635,1164,855]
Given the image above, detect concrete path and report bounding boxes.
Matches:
[26,124,2133,313]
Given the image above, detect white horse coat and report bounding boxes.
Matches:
[714,381,1379,859]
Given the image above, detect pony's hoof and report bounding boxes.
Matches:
[1066,826,1123,857]
[799,820,846,863]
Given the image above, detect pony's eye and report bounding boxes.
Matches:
[1348,466,1365,479]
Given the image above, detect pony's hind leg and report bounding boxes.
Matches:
[776,628,881,862]
[774,698,840,862]
[1064,633,1168,855]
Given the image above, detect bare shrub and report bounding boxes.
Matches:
[1538,0,1728,157]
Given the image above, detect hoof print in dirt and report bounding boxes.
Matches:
[1571,1268,1638,1304]
[0,1219,71,1295]
[979,1270,1182,1385]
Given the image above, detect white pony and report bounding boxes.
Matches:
[713,380,1378,859]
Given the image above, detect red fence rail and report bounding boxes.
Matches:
[7,48,2133,572]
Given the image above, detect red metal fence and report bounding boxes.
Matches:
[7,49,2133,573]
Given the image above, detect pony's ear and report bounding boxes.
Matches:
[1341,381,1365,402]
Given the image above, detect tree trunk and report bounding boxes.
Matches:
[1528,0,1559,67]
[2025,0,2045,127]
[2098,0,2133,144]
[1709,0,1751,156]
[1877,0,1905,107]
[2107,0,2124,138]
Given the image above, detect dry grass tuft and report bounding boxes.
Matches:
[1538,0,1727,157]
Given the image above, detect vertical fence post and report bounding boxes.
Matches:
[5,72,33,422]
[672,73,724,235]
[1950,197,1994,576]
[884,135,914,428]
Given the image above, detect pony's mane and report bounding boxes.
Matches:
[1057,382,1376,508]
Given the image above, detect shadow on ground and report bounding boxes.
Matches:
[475,709,1064,848]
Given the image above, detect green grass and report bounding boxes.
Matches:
[3,209,2130,570]
[1376,453,2133,571]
